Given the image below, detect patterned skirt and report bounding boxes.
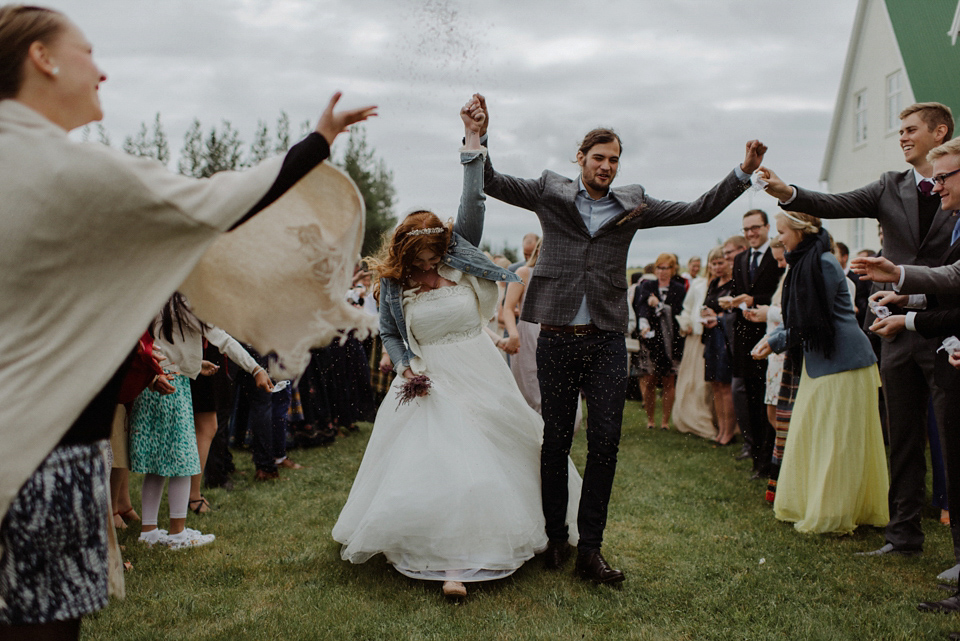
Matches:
[0,442,109,624]
[129,375,201,477]
[766,351,802,503]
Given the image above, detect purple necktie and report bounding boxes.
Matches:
[919,179,934,196]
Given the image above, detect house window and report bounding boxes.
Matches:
[855,91,867,145]
[852,218,865,251]
[886,71,904,131]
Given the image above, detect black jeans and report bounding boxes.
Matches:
[537,329,627,552]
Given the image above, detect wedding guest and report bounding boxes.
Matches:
[724,210,785,479]
[701,247,737,445]
[762,102,954,557]
[634,253,686,430]
[743,236,793,501]
[672,253,714,439]
[503,239,542,409]
[753,212,888,534]
[0,6,373,636]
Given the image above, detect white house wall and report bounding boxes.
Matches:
[822,0,913,253]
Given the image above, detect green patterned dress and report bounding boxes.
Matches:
[130,375,201,477]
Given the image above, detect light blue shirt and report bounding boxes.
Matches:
[569,165,752,325]
[569,178,626,325]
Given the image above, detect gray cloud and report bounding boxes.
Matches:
[49,0,862,263]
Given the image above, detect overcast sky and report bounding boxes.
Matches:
[48,0,861,267]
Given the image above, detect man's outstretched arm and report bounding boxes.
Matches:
[472,93,546,212]
[638,140,765,228]
[851,255,960,296]
[758,166,884,221]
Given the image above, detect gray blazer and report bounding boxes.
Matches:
[786,170,953,349]
[787,170,952,269]
[484,152,750,333]
[900,214,960,295]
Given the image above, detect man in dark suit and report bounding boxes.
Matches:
[475,94,766,585]
[851,138,960,609]
[763,101,954,557]
[724,209,784,479]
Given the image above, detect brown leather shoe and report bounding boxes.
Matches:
[254,469,280,481]
[278,458,303,470]
[575,549,625,585]
[543,539,572,570]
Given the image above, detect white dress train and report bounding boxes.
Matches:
[333,283,580,582]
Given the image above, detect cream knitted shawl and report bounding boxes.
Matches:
[0,100,371,585]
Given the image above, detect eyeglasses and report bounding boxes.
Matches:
[742,224,766,234]
[655,266,673,271]
[933,168,960,186]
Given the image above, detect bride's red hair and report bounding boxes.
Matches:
[368,210,453,300]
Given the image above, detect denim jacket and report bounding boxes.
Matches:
[380,149,520,374]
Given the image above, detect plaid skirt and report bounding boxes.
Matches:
[766,351,802,503]
[0,442,109,624]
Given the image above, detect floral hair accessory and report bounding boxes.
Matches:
[407,227,445,237]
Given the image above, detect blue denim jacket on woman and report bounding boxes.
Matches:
[380,149,520,373]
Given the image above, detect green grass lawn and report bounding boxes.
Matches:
[85,400,957,641]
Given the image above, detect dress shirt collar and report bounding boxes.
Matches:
[749,241,770,258]
[577,176,612,201]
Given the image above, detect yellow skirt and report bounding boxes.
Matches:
[773,362,889,534]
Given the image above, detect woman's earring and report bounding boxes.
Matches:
[51,66,59,76]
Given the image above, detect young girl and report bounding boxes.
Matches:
[131,294,271,548]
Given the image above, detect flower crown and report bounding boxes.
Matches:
[407,227,445,237]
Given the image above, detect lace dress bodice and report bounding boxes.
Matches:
[405,285,482,346]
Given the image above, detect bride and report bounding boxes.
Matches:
[332,97,580,598]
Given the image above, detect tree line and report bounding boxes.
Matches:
[84,114,397,257]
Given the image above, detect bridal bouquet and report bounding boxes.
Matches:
[396,375,432,406]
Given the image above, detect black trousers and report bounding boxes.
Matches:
[933,383,960,562]
[745,374,774,474]
[880,333,940,551]
[537,329,627,552]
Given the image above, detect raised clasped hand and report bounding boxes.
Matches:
[461,96,486,132]
[741,140,768,175]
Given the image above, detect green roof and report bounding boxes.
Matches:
[885,0,960,117]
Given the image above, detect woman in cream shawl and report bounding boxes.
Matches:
[0,6,374,637]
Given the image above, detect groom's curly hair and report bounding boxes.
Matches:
[367,210,453,301]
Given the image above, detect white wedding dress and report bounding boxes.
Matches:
[333,283,580,582]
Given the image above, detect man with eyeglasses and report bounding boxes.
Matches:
[850,138,960,613]
[721,210,784,480]
[762,102,955,563]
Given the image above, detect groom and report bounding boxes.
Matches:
[474,94,765,585]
